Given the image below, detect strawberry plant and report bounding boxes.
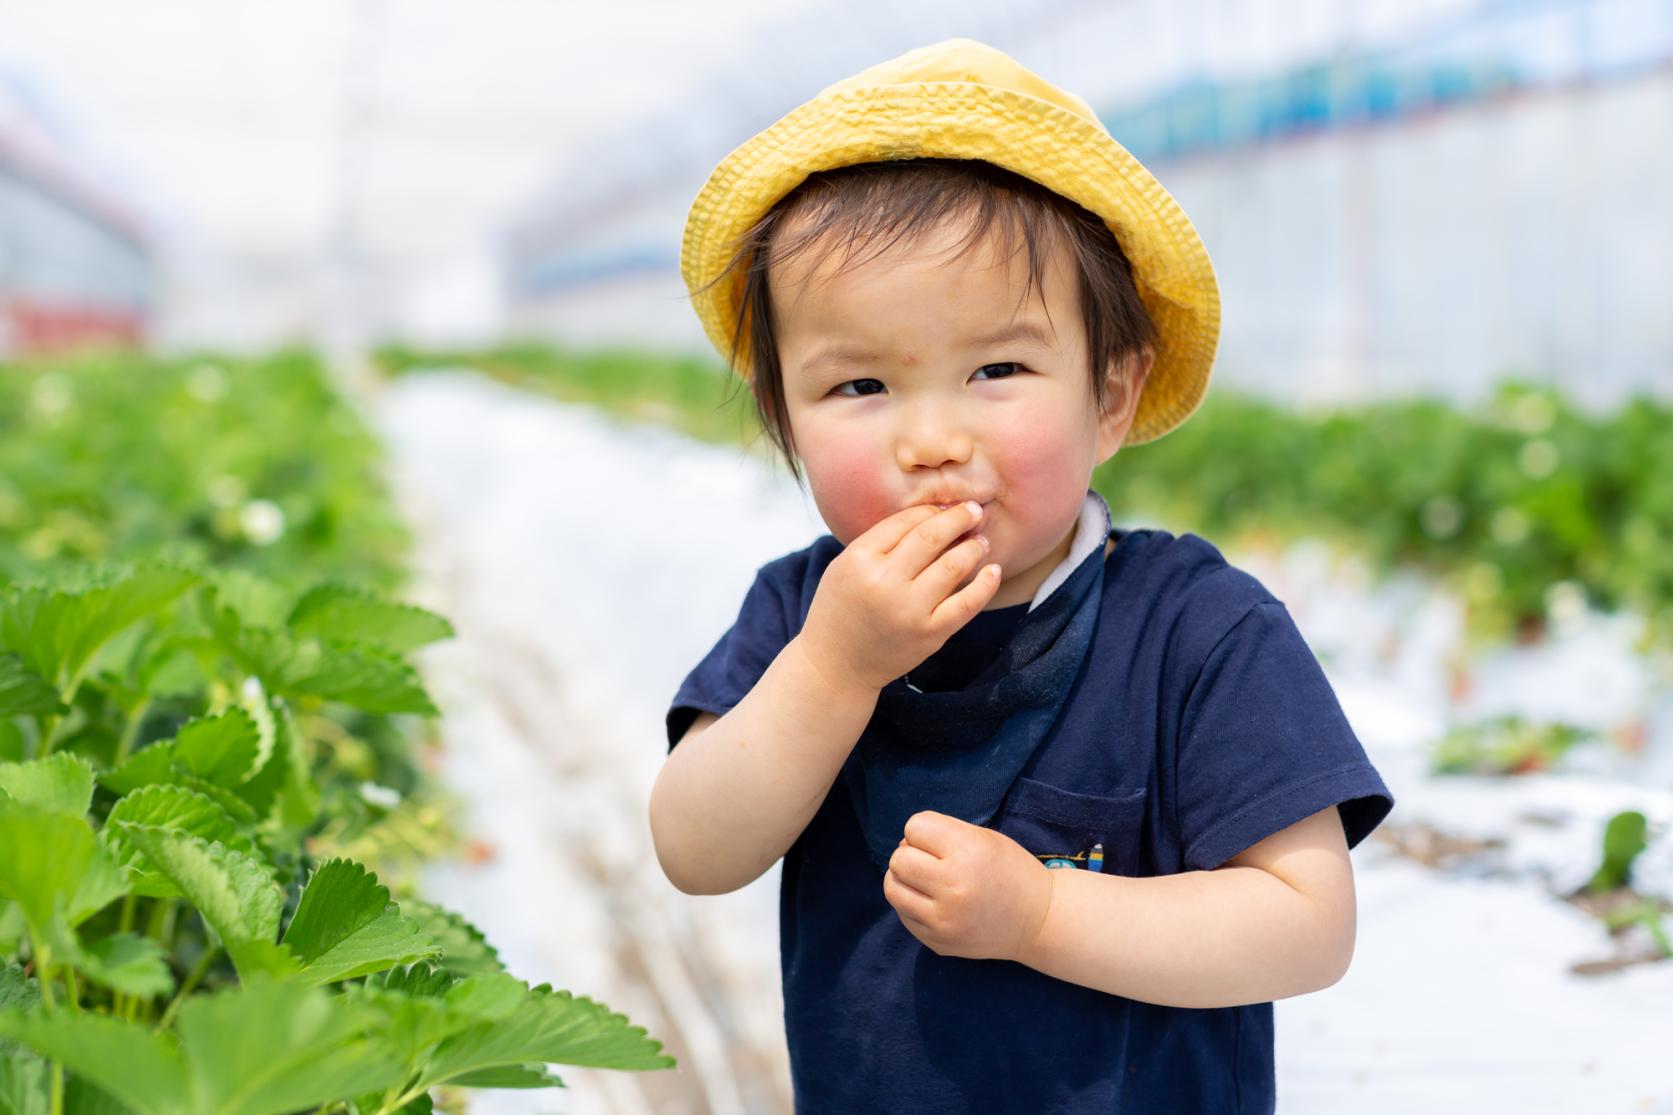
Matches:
[1580,811,1671,962]
[1428,714,1591,776]
[0,560,673,1114]
[1,349,455,874]
[1586,810,1650,895]
[0,349,411,599]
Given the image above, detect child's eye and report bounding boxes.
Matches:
[831,378,886,397]
[973,362,1024,380]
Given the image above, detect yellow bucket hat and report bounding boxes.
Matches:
[681,37,1220,446]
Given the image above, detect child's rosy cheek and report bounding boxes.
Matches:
[807,445,894,543]
[993,428,1094,530]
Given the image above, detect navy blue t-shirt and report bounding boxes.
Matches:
[665,527,1395,1114]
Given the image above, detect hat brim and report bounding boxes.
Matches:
[682,82,1220,446]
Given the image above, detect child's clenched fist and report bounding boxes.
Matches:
[883,810,1055,962]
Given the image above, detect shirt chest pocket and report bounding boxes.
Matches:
[993,776,1148,876]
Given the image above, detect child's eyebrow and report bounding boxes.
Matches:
[969,320,1056,351]
[798,320,1056,379]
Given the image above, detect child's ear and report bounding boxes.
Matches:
[1094,345,1154,464]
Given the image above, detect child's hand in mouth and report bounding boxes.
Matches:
[796,500,1001,694]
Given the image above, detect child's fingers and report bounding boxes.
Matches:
[888,841,941,887]
[853,502,945,557]
[928,559,1003,630]
[890,901,938,947]
[883,863,936,920]
[880,501,986,573]
[914,535,991,607]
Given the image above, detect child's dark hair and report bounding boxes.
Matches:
[703,158,1159,485]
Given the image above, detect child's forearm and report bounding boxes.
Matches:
[1015,865,1351,1009]
[649,634,879,895]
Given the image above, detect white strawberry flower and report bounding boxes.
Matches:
[239,499,286,545]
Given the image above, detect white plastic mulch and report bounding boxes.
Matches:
[370,369,1673,1115]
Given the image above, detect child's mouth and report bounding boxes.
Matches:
[929,501,991,546]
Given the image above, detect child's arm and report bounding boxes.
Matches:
[885,805,1356,1009]
[651,500,1000,896]
[1017,804,1357,1008]
[650,636,880,894]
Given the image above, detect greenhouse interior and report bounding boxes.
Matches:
[1,1,1671,1113]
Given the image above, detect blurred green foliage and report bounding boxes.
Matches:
[1429,713,1591,776]
[376,342,1673,650]
[0,348,413,598]
[1103,381,1673,651]
[375,339,762,449]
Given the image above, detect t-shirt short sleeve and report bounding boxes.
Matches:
[665,561,797,751]
[1175,599,1394,872]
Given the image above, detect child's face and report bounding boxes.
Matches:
[771,213,1147,609]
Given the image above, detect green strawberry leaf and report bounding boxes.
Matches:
[70,932,176,1000]
[0,754,96,817]
[173,979,407,1115]
[397,899,504,975]
[106,825,286,980]
[170,773,258,827]
[172,708,261,788]
[133,636,212,699]
[409,979,675,1092]
[98,743,177,796]
[281,859,438,986]
[0,799,127,937]
[198,591,300,689]
[0,1010,187,1115]
[287,584,453,654]
[103,785,260,899]
[0,1047,48,1115]
[0,962,39,1013]
[439,971,526,1023]
[0,903,24,957]
[64,1074,134,1115]
[236,679,279,775]
[270,701,319,833]
[0,654,65,719]
[343,981,464,1068]
[447,1063,562,1089]
[201,570,291,632]
[0,565,199,692]
[282,640,438,716]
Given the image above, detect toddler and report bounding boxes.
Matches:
[651,38,1394,1114]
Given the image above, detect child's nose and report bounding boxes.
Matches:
[895,407,973,471]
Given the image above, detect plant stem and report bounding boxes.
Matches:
[145,898,177,947]
[373,1075,426,1115]
[38,661,94,757]
[36,713,60,758]
[155,944,219,1032]
[32,937,64,1115]
[111,893,137,1019]
[114,697,152,765]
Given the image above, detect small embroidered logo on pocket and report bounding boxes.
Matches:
[1036,843,1106,871]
